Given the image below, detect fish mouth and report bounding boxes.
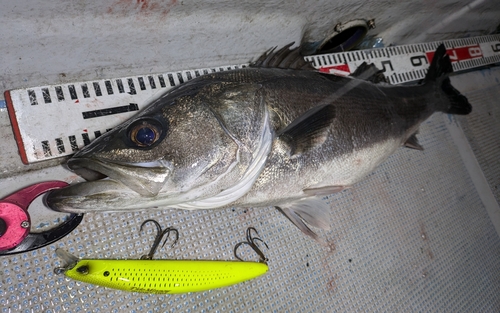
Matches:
[67,158,171,197]
[69,161,109,182]
[46,157,171,212]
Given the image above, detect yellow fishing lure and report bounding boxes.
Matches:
[55,222,268,294]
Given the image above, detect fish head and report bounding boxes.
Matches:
[47,80,270,212]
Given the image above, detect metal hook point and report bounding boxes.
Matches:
[234,227,269,264]
[160,227,179,249]
[139,219,162,234]
[139,219,178,260]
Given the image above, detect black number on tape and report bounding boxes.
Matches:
[492,43,500,52]
[410,55,428,67]
[381,60,394,72]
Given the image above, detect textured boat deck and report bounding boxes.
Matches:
[0,66,499,312]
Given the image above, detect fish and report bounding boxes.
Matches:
[46,43,471,242]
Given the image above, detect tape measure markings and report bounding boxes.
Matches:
[5,35,500,164]
[306,34,500,85]
[82,103,140,119]
[6,65,244,163]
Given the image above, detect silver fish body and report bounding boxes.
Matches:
[47,44,471,240]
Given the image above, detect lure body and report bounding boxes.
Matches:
[64,258,268,293]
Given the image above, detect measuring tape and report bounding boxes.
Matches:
[305,34,500,83]
[5,34,500,164]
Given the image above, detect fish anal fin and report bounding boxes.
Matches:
[303,185,350,196]
[404,133,424,150]
[278,104,336,156]
[276,197,332,244]
[277,206,320,241]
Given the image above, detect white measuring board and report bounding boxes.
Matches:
[5,65,244,164]
[5,34,500,164]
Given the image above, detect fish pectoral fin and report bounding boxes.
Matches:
[303,185,350,196]
[277,104,336,156]
[349,62,389,84]
[404,133,424,150]
[276,197,331,243]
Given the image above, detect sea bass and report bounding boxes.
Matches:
[47,44,471,241]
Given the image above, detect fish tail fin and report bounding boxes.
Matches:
[425,44,472,115]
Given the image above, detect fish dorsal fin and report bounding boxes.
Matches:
[251,42,315,70]
[404,133,424,150]
[277,104,336,156]
[350,62,389,83]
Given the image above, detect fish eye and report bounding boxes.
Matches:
[132,125,157,146]
[127,118,166,149]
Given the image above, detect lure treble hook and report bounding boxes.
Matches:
[139,219,179,260]
[234,227,269,264]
